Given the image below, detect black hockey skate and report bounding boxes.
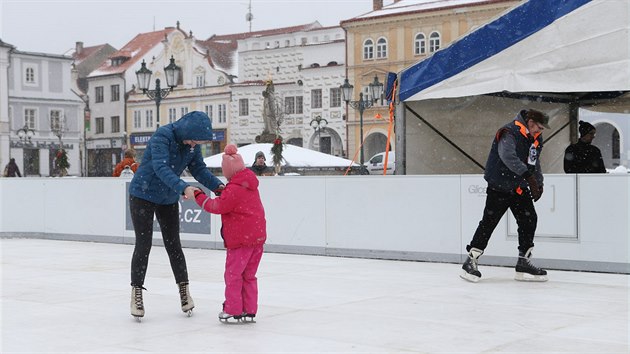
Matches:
[515,247,548,282]
[130,285,146,322]
[460,248,483,283]
[178,282,195,317]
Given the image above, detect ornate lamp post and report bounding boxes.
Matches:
[309,115,328,152]
[136,56,180,130]
[341,75,384,165]
[16,124,35,145]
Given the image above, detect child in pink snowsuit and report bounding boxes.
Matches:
[194,144,266,321]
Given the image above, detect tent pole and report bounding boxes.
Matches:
[395,102,406,175]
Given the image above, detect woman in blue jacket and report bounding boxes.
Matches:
[128,111,224,320]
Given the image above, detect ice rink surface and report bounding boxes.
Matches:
[1,238,628,353]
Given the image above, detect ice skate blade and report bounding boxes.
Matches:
[185,309,193,317]
[460,271,480,283]
[515,272,548,282]
[132,315,143,323]
[219,317,244,325]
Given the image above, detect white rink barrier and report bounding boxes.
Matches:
[0,174,628,273]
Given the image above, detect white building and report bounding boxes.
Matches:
[229,23,348,157]
[87,23,233,175]
[6,48,82,176]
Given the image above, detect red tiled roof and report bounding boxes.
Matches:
[208,21,321,41]
[89,27,183,77]
[72,44,107,63]
[195,22,322,76]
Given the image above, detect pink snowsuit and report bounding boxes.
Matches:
[195,168,266,316]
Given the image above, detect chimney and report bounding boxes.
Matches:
[373,0,383,11]
[75,41,84,55]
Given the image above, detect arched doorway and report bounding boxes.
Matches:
[364,132,392,161]
[592,122,620,168]
[308,128,344,156]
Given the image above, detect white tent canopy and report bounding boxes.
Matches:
[203,143,358,169]
[399,0,630,102]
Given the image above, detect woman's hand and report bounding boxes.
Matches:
[183,186,200,200]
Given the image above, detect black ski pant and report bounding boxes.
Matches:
[130,196,188,287]
[467,187,537,254]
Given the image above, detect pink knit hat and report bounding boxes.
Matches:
[222,144,245,179]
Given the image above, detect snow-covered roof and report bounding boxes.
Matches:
[203,143,358,168]
[342,0,511,24]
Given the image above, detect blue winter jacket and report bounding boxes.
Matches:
[129,111,223,205]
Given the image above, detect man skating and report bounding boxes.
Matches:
[461,109,550,283]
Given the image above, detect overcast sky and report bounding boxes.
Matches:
[0,0,378,54]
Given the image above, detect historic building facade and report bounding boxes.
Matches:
[5,48,82,176]
[341,0,521,163]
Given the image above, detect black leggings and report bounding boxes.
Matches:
[467,187,537,254]
[130,196,188,287]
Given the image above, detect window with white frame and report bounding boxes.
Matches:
[429,31,441,53]
[204,104,213,123]
[50,110,62,131]
[111,85,120,101]
[95,86,104,103]
[133,110,141,128]
[330,88,341,107]
[311,89,322,109]
[195,75,204,88]
[145,110,153,128]
[376,37,388,59]
[363,39,374,60]
[414,33,426,55]
[180,107,188,117]
[285,97,295,114]
[239,99,249,116]
[296,96,303,114]
[111,116,120,133]
[95,117,104,134]
[168,108,177,123]
[24,65,37,85]
[24,108,36,129]
[218,104,226,123]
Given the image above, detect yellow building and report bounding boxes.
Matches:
[341,0,521,165]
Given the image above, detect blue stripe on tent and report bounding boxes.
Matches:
[399,0,592,102]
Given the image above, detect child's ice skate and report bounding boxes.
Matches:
[241,313,256,323]
[218,311,243,324]
[178,282,195,316]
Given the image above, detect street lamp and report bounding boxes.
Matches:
[136,56,180,130]
[341,75,384,165]
[309,115,328,152]
[16,124,35,145]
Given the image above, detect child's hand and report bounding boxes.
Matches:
[213,184,225,196]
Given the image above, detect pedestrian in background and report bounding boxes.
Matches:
[250,150,273,176]
[128,111,225,320]
[563,120,606,173]
[461,109,549,283]
[194,144,266,323]
[113,149,139,177]
[3,158,22,177]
